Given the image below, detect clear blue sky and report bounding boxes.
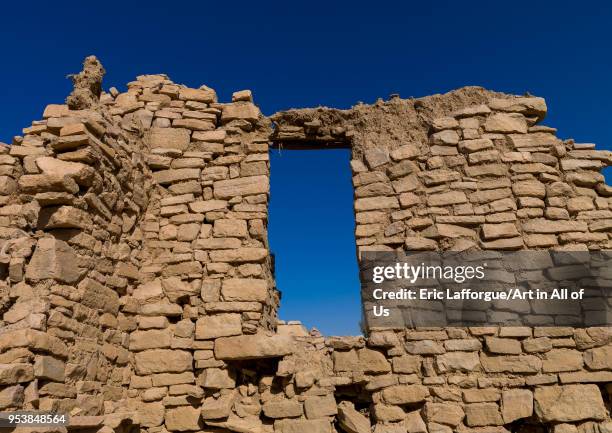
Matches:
[1,0,611,335]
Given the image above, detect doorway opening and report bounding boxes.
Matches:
[268,147,361,336]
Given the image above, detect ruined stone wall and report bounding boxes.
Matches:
[0,60,610,433]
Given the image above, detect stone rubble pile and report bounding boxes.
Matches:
[0,59,609,433]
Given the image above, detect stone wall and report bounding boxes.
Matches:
[0,58,610,433]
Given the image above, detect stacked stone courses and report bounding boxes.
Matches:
[0,57,609,433]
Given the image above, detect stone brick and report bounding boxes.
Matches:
[357,348,391,373]
[195,314,242,339]
[134,350,193,375]
[214,175,269,198]
[465,403,504,426]
[25,238,82,284]
[501,389,533,423]
[263,400,303,419]
[214,335,293,360]
[337,401,370,433]
[423,402,464,426]
[33,356,65,382]
[484,113,527,133]
[534,385,606,422]
[165,405,202,431]
[436,352,480,372]
[221,278,268,302]
[382,385,429,405]
[146,127,190,150]
[0,364,34,385]
[304,395,337,419]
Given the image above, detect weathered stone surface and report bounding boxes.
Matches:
[465,403,504,426]
[275,419,331,433]
[0,364,34,385]
[25,238,82,283]
[337,401,370,433]
[196,314,242,339]
[165,405,202,431]
[534,385,606,422]
[134,350,193,374]
[0,385,24,409]
[222,102,261,123]
[263,400,303,419]
[129,329,172,351]
[33,356,65,381]
[481,354,541,373]
[304,395,337,419]
[423,402,464,426]
[436,352,480,372]
[221,278,268,301]
[146,127,190,150]
[215,335,293,360]
[382,385,429,405]
[501,389,532,423]
[201,392,235,419]
[153,168,200,185]
[214,175,269,198]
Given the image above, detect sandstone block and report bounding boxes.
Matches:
[480,354,541,373]
[146,128,190,150]
[485,337,522,354]
[38,205,92,230]
[304,395,337,419]
[0,364,34,385]
[25,238,81,284]
[423,402,464,426]
[534,385,606,422]
[33,356,65,382]
[195,314,242,339]
[221,278,268,302]
[129,329,172,351]
[201,368,236,389]
[201,392,235,419]
[214,175,269,198]
[275,419,331,433]
[153,168,200,185]
[134,350,192,375]
[173,118,215,131]
[465,403,504,426]
[481,223,519,240]
[501,389,533,423]
[489,97,547,120]
[522,219,588,233]
[405,410,428,433]
[584,345,612,370]
[358,348,391,373]
[436,352,480,372]
[484,113,527,134]
[137,401,165,427]
[215,334,293,360]
[213,219,248,238]
[458,138,494,153]
[541,349,583,372]
[221,102,260,123]
[179,87,216,103]
[382,385,429,405]
[0,385,24,409]
[355,196,400,211]
[263,400,303,419]
[165,406,202,431]
[427,191,467,206]
[209,248,267,263]
[337,401,370,433]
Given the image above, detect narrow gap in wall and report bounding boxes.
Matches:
[269,147,361,336]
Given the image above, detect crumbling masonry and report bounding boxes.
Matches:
[0,56,610,433]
